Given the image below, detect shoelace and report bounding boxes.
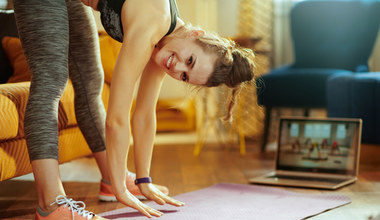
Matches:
[51,195,95,220]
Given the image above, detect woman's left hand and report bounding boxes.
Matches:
[138,183,185,207]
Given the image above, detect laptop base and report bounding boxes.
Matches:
[249,172,356,190]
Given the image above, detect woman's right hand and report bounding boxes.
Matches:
[138,183,185,207]
[115,189,163,218]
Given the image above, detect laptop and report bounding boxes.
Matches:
[249,117,362,190]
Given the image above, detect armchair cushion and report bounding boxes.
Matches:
[327,72,380,144]
[98,32,121,85]
[258,66,352,108]
[0,82,30,140]
[0,93,18,139]
[2,36,31,83]
[326,73,354,117]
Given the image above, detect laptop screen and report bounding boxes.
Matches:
[276,117,362,175]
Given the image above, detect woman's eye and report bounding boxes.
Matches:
[182,72,188,82]
[187,56,193,65]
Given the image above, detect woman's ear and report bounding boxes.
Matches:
[187,30,205,37]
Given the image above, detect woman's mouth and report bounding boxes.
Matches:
[165,54,174,69]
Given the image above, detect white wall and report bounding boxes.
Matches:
[369,29,380,71]
[177,0,218,32]
[217,0,239,37]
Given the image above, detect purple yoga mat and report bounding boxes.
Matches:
[99,183,351,220]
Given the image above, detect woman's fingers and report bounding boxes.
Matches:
[117,190,163,218]
[150,194,166,205]
[146,185,185,207]
[138,183,185,210]
[131,199,163,218]
[141,202,164,217]
[134,203,161,218]
[159,193,185,207]
[134,204,153,218]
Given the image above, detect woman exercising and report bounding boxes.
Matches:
[14,0,255,219]
[91,0,255,217]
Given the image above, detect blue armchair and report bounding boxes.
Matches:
[256,0,380,151]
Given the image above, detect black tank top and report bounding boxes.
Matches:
[98,0,179,42]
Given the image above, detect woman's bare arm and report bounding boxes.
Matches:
[132,59,185,207]
[105,0,173,217]
[105,33,160,217]
[132,60,165,180]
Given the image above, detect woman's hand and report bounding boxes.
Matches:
[138,183,185,207]
[115,189,164,218]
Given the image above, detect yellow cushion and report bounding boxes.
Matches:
[98,32,121,85]
[58,127,92,163]
[1,37,31,83]
[0,82,69,137]
[0,139,31,181]
[60,80,77,126]
[101,83,110,110]
[0,94,18,139]
[0,82,31,139]
[156,98,196,132]
[2,34,121,85]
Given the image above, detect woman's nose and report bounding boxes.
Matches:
[173,61,188,73]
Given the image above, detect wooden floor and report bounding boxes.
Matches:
[1,141,380,219]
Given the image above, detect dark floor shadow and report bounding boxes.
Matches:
[102,209,178,219]
[0,208,36,219]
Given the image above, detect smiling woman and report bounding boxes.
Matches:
[95,0,256,217]
[12,0,256,219]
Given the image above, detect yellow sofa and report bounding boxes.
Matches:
[0,12,195,181]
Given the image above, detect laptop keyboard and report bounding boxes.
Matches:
[271,175,348,184]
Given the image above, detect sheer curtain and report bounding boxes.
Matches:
[0,0,8,9]
[272,0,301,68]
[369,30,380,71]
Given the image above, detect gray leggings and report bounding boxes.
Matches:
[13,0,107,161]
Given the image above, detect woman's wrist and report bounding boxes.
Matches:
[134,177,152,185]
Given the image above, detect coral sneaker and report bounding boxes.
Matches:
[99,171,169,202]
[35,195,107,220]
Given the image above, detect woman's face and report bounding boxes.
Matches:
[153,35,217,85]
